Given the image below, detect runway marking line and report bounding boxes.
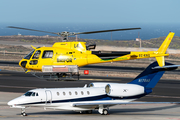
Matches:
[167,118,180,120]
[0,106,9,109]
[0,74,10,76]
[147,95,180,99]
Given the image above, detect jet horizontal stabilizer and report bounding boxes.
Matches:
[152,65,180,70]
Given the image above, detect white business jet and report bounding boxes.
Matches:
[8,61,180,116]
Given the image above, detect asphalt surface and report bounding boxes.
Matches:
[0,51,180,119]
[1,103,180,120]
[0,70,180,102]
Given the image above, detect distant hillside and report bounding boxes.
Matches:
[1,35,180,49]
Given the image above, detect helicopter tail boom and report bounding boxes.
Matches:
[89,32,174,67]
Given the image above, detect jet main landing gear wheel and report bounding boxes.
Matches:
[98,106,109,115]
[102,109,108,115]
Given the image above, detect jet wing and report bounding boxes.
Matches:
[72,102,180,107]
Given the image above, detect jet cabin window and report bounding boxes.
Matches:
[32,50,41,59]
[42,50,53,58]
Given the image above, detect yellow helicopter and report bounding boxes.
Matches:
[8,26,174,80]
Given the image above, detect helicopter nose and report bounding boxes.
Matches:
[19,61,27,68]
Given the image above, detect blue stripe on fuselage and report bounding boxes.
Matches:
[18,93,147,106]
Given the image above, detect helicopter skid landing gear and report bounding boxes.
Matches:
[21,108,27,116]
[56,72,80,81]
[31,72,80,81]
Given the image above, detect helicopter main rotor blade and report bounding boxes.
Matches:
[8,26,61,35]
[75,27,141,35]
[8,26,141,38]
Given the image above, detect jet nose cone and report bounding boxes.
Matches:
[7,98,18,106]
[7,100,13,106]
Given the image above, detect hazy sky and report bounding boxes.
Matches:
[0,0,180,24]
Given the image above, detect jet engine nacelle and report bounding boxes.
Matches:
[105,83,144,97]
[88,82,111,88]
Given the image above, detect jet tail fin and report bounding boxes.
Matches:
[129,61,177,89]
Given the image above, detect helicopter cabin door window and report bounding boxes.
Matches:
[42,50,53,58]
[32,50,41,59]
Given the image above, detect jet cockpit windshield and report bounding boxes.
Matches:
[24,50,35,60]
[24,91,39,96]
[24,92,33,96]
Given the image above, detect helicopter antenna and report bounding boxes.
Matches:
[76,35,78,41]
[8,26,141,42]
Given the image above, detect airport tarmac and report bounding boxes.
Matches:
[0,93,180,120]
[0,70,180,119]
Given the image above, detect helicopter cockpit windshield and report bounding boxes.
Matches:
[24,50,35,60]
[32,50,41,59]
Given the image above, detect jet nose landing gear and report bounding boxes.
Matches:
[21,108,27,116]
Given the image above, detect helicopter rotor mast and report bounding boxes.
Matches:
[8,26,141,41]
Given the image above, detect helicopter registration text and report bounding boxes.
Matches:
[139,54,150,57]
[57,58,72,63]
